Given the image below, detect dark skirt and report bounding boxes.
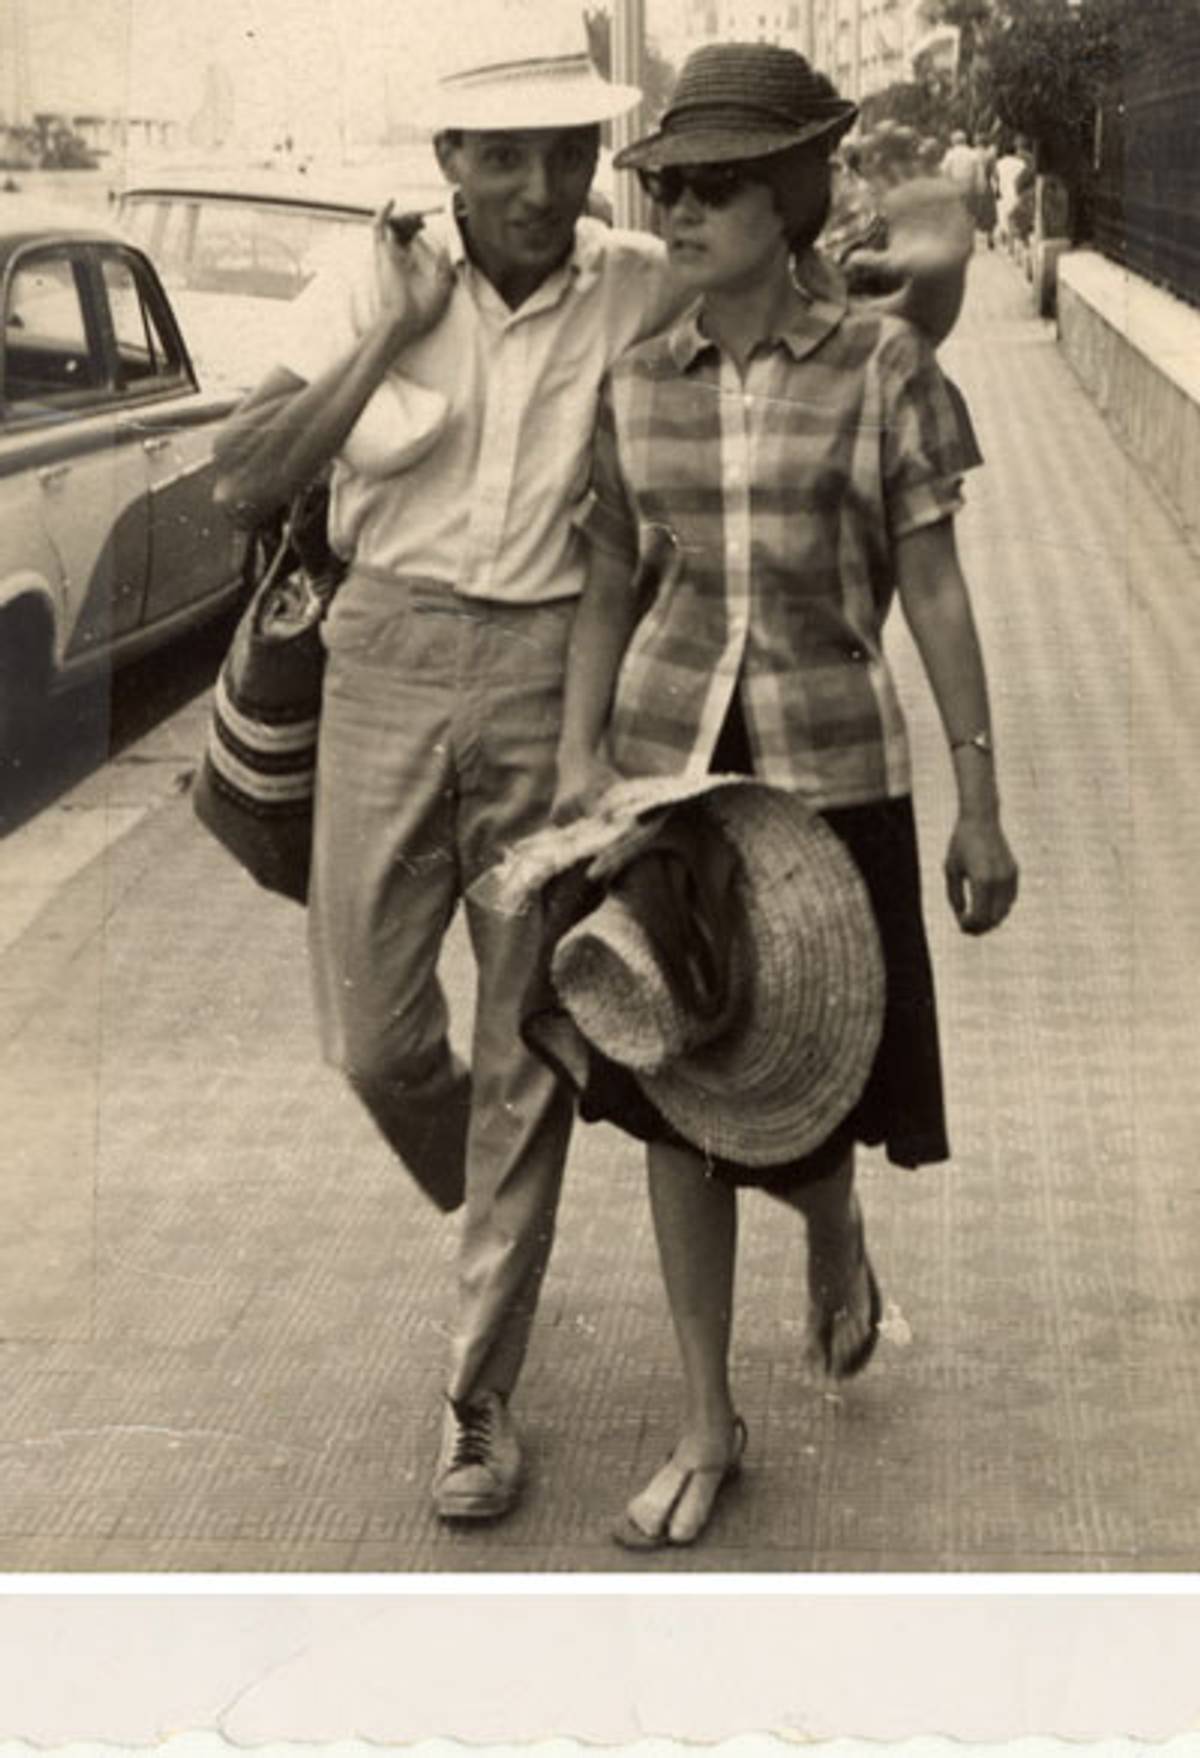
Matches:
[570,699,951,1191]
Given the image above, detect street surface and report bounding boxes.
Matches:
[0,246,1198,1572]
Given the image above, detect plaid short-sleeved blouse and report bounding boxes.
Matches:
[580,250,982,810]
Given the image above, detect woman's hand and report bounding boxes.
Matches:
[945,813,1019,935]
[551,746,621,824]
[373,202,455,353]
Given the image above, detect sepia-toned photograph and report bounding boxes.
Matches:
[0,0,1197,1577]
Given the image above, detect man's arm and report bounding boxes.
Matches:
[213,212,454,527]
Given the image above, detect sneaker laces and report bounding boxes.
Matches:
[448,1397,495,1469]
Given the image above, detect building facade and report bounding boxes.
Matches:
[657,0,809,67]
[655,0,932,101]
[803,0,935,100]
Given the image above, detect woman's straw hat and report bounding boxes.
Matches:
[496,775,885,1167]
[613,41,857,173]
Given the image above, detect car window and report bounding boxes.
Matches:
[190,208,298,297]
[121,194,366,301]
[2,251,102,411]
[100,252,188,391]
[189,202,365,298]
[122,195,193,287]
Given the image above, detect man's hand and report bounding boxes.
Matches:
[945,813,1019,935]
[373,202,455,351]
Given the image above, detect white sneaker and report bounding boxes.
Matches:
[432,1389,523,1521]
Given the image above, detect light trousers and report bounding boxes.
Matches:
[308,569,575,1402]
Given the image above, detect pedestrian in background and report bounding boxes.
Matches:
[213,13,975,1532]
[995,135,1034,248]
[940,128,977,192]
[551,41,1019,1549]
[917,134,945,176]
[941,129,996,248]
[974,139,999,248]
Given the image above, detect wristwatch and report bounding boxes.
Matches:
[951,730,994,757]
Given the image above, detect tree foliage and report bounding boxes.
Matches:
[948,0,1200,236]
[1,116,97,171]
[965,0,1200,160]
[919,0,994,83]
[858,77,955,138]
[919,0,1200,165]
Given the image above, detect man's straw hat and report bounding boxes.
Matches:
[432,12,641,132]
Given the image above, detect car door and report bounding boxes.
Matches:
[2,244,150,664]
[91,246,240,630]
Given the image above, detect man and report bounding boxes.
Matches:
[995,135,1034,248]
[940,128,994,244]
[940,129,977,192]
[213,16,970,1527]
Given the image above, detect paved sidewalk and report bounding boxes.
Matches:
[1,248,1197,1573]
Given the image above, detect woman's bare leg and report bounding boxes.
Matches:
[769,1148,880,1377]
[620,1141,743,1544]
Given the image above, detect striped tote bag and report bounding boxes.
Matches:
[193,491,343,903]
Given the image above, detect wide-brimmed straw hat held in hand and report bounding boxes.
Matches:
[481,774,885,1168]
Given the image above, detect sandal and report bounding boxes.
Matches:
[612,1416,747,1551]
[809,1213,882,1381]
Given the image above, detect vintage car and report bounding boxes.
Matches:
[116,154,614,384]
[116,161,445,385]
[0,199,246,761]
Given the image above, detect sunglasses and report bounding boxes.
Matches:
[635,163,761,209]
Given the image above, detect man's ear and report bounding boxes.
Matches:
[433,131,463,184]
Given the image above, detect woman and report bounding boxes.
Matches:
[552,41,1019,1549]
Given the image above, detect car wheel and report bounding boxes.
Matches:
[0,604,51,783]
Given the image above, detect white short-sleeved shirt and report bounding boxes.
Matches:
[280,203,676,603]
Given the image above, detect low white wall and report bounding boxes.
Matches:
[1056,250,1200,543]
